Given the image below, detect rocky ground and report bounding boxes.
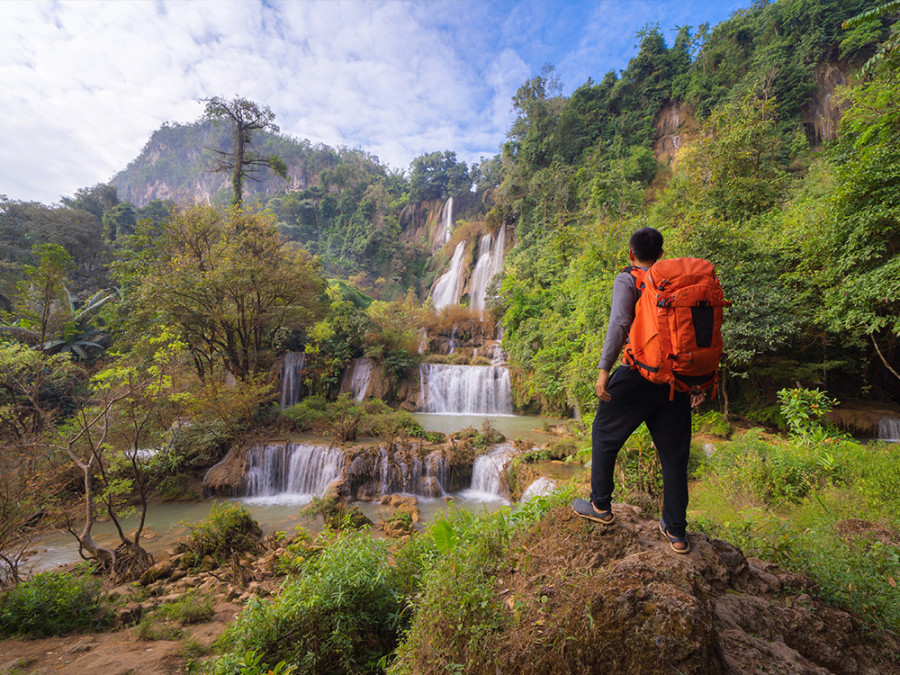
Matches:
[1,499,897,674]
[473,504,899,675]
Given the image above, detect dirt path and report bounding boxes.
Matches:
[0,601,240,674]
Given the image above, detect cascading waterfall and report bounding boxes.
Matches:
[431,241,467,310]
[373,448,448,497]
[520,476,556,502]
[877,416,900,442]
[469,223,507,315]
[280,352,307,408]
[244,443,344,503]
[461,443,513,501]
[340,358,374,402]
[438,196,454,246]
[418,363,513,414]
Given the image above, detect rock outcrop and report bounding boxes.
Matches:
[480,505,898,674]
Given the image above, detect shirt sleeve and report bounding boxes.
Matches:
[598,271,640,371]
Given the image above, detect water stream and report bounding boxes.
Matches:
[339,358,375,402]
[417,363,513,415]
[877,416,900,442]
[280,352,307,408]
[431,241,467,310]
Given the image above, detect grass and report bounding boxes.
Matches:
[689,431,900,633]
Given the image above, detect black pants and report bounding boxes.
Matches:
[590,366,692,537]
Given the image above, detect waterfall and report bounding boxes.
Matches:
[520,477,556,502]
[418,363,513,414]
[877,416,900,442]
[469,223,508,316]
[340,358,374,402]
[372,448,448,497]
[244,443,344,503]
[469,234,494,315]
[461,443,513,501]
[431,241,467,310]
[438,196,454,246]
[280,352,307,408]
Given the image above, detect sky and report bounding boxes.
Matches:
[1,0,748,205]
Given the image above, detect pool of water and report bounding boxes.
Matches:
[412,412,566,444]
[23,412,575,574]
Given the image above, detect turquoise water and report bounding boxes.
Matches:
[24,413,575,574]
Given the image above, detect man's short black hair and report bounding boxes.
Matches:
[630,227,663,262]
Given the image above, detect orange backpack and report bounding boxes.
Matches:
[622,258,729,399]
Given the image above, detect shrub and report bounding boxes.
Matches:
[691,410,732,437]
[161,590,215,625]
[0,566,108,637]
[211,530,405,674]
[303,496,372,530]
[177,502,262,566]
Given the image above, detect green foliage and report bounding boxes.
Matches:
[615,423,664,512]
[0,566,108,637]
[116,204,325,381]
[177,502,262,566]
[303,496,372,530]
[160,590,216,625]
[212,530,404,674]
[699,428,845,507]
[777,387,838,437]
[390,487,577,673]
[408,151,470,201]
[691,410,732,437]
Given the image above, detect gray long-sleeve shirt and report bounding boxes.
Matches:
[597,266,648,371]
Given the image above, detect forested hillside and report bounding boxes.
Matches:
[490,0,900,415]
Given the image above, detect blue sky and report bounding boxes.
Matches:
[1,0,747,205]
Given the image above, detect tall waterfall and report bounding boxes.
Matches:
[418,363,513,414]
[280,352,307,408]
[431,241,467,310]
[439,196,454,246]
[877,416,900,442]
[244,443,344,503]
[469,223,507,315]
[461,443,513,501]
[340,358,374,402]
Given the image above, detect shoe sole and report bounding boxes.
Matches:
[659,521,691,554]
[572,499,616,526]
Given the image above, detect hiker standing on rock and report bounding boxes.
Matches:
[573,227,727,554]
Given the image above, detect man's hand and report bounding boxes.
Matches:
[596,370,612,402]
[690,391,706,409]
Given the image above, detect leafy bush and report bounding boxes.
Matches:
[390,486,576,674]
[691,410,732,437]
[177,502,262,566]
[778,387,839,438]
[303,496,372,530]
[161,590,215,625]
[614,423,664,511]
[0,566,108,637]
[697,428,851,506]
[211,530,405,674]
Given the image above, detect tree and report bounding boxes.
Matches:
[52,330,189,579]
[1,243,117,360]
[119,204,326,381]
[202,96,288,207]
[408,151,470,201]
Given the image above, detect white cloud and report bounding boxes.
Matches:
[0,0,747,204]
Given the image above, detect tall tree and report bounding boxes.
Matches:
[202,96,288,207]
[119,204,325,381]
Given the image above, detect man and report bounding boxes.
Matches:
[572,227,701,554]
